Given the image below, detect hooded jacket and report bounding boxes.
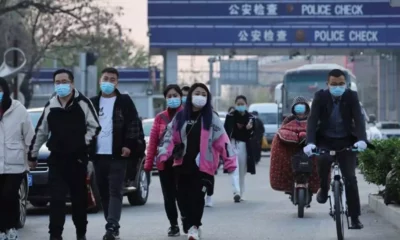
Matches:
[0,77,35,174]
[282,96,311,125]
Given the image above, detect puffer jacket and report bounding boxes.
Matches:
[144,107,183,171]
[0,100,35,174]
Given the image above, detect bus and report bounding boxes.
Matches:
[277,64,357,121]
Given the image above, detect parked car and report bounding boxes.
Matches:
[375,121,400,139]
[27,108,149,211]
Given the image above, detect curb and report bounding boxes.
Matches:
[368,194,400,229]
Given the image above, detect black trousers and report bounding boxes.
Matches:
[0,173,23,231]
[48,155,88,237]
[159,161,184,226]
[177,170,206,228]
[317,137,361,217]
[94,155,127,229]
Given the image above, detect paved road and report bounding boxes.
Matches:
[20,155,400,240]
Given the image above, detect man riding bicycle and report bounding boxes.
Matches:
[303,69,366,229]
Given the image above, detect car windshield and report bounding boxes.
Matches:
[258,113,278,124]
[142,121,153,136]
[29,111,42,128]
[283,70,351,114]
[379,123,400,129]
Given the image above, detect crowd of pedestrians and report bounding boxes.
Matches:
[0,68,265,240]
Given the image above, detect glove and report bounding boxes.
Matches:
[354,141,367,152]
[303,143,316,156]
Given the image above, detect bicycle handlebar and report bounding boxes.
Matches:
[311,147,359,156]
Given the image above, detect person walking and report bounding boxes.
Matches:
[181,86,190,105]
[28,69,101,240]
[0,77,35,240]
[157,83,237,240]
[144,84,185,236]
[224,95,256,202]
[251,111,265,164]
[89,67,144,240]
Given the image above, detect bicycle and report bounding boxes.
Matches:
[311,147,359,240]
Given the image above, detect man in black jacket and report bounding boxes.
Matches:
[303,69,366,229]
[90,68,144,240]
[28,69,101,240]
[251,111,265,164]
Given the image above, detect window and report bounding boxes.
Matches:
[29,112,42,128]
[379,123,400,129]
[258,112,278,124]
[142,121,154,136]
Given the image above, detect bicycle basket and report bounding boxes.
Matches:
[291,152,313,173]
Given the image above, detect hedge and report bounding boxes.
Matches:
[358,138,400,205]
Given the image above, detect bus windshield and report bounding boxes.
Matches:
[283,70,350,114]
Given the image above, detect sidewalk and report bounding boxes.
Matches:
[356,170,400,229]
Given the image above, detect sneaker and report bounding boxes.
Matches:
[0,232,7,240]
[205,196,213,207]
[233,194,241,203]
[168,225,180,237]
[7,228,18,240]
[103,228,120,240]
[187,226,200,240]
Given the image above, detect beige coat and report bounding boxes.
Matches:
[0,100,34,174]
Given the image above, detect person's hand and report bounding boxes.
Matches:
[354,141,367,152]
[121,147,131,157]
[246,121,253,130]
[28,161,37,170]
[303,143,316,156]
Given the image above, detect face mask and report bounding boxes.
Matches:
[100,82,115,95]
[0,92,3,102]
[192,95,207,108]
[329,85,346,97]
[166,97,181,109]
[294,104,306,114]
[235,105,246,112]
[182,96,187,104]
[54,84,71,98]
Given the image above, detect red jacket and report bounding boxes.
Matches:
[144,107,183,171]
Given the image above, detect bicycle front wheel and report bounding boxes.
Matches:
[334,180,344,240]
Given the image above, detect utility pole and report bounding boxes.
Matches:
[12,40,19,100]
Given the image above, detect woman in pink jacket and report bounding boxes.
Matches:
[144,84,184,237]
[157,83,237,240]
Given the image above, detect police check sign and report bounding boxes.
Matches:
[314,30,378,42]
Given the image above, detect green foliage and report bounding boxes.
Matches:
[358,139,400,186]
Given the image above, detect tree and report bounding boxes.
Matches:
[0,0,97,17]
[8,0,124,106]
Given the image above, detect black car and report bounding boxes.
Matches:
[27,108,149,212]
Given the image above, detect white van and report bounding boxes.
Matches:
[248,103,279,147]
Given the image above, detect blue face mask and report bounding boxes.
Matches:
[166,97,181,109]
[0,92,3,102]
[329,85,346,97]
[235,105,247,112]
[54,84,71,97]
[100,82,115,95]
[294,104,306,114]
[182,96,187,104]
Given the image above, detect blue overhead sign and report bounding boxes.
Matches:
[149,1,400,25]
[150,25,400,48]
[148,0,400,53]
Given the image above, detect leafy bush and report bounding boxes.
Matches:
[358,138,400,186]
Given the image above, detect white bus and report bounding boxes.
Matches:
[278,64,357,119]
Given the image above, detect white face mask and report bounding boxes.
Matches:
[192,95,207,108]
